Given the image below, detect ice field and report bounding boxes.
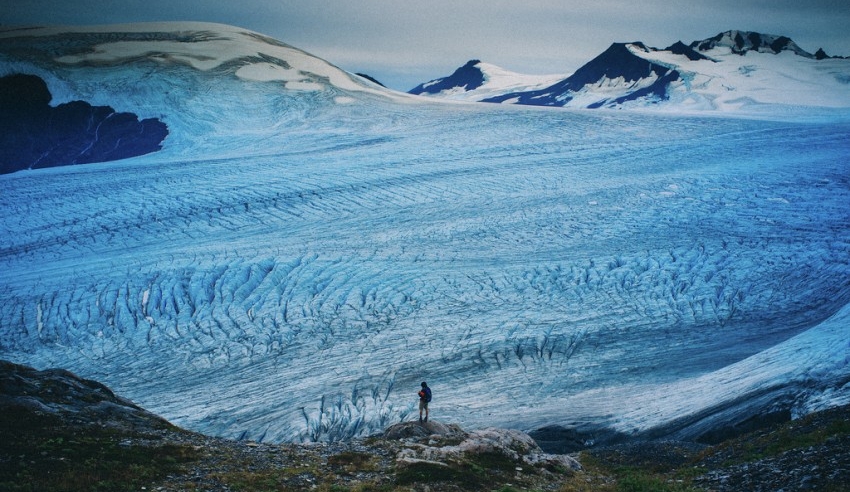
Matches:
[1,23,849,443]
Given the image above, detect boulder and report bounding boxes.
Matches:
[383,420,466,440]
[389,421,581,471]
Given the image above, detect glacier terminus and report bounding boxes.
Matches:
[1,22,849,447]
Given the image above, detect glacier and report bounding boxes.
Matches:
[1,22,850,445]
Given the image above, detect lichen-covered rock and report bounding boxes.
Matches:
[393,423,581,471]
[383,420,466,440]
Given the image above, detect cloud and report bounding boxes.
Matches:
[251,0,850,88]
[1,0,848,90]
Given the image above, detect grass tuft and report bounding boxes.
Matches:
[0,406,199,492]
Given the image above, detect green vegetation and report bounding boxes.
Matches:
[0,406,199,492]
[714,415,850,465]
[394,450,555,490]
[555,453,700,492]
[556,405,850,492]
[613,468,699,492]
[395,461,477,487]
[328,450,379,473]
[210,470,286,491]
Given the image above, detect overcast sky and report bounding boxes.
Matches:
[2,0,849,90]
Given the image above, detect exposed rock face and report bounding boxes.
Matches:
[665,40,714,61]
[409,59,485,95]
[483,43,679,107]
[385,420,582,472]
[0,73,168,174]
[528,424,616,453]
[0,359,172,431]
[815,48,830,60]
[383,420,466,440]
[690,30,813,57]
[355,73,386,87]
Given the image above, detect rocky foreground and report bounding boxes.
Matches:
[1,359,849,491]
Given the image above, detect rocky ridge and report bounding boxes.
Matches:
[1,359,849,491]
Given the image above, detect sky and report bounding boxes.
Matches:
[2,0,849,91]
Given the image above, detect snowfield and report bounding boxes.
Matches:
[634,44,850,111]
[1,22,850,444]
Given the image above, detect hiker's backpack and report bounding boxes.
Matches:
[424,386,432,402]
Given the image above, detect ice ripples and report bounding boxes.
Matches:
[2,103,850,442]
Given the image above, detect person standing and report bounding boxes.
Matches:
[418,381,432,422]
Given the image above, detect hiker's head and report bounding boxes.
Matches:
[421,381,427,387]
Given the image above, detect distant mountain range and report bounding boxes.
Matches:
[409,30,850,110]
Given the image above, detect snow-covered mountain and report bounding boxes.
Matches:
[1,23,850,448]
[409,59,568,102]
[413,30,850,111]
[0,22,403,173]
[690,30,813,57]
[483,42,682,109]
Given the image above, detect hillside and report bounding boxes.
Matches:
[2,359,849,491]
[0,22,404,173]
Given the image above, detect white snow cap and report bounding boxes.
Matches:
[3,22,395,97]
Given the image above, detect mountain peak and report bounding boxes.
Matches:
[665,41,714,61]
[411,28,850,111]
[409,59,485,94]
[407,60,568,101]
[691,30,813,57]
[814,48,837,60]
[483,42,680,108]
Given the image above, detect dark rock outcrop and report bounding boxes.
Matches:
[0,73,168,174]
[0,359,172,431]
[530,424,601,454]
[484,43,679,108]
[690,30,813,57]
[666,40,714,61]
[409,59,486,95]
[355,73,386,87]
